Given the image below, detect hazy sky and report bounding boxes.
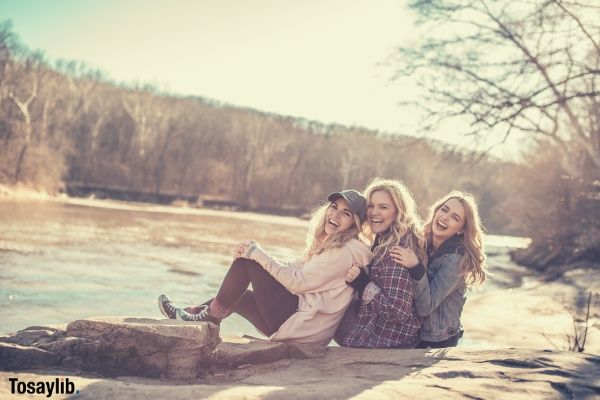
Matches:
[0,0,519,157]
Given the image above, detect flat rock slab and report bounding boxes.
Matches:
[210,337,289,368]
[1,317,221,380]
[0,320,327,380]
[208,336,328,370]
[0,343,61,370]
[0,326,64,347]
[66,316,218,345]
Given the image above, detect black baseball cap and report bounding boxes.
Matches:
[327,189,367,224]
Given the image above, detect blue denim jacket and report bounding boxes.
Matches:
[413,236,466,342]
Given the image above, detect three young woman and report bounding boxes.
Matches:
[158,189,371,345]
[158,182,487,349]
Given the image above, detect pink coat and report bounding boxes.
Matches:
[256,238,372,345]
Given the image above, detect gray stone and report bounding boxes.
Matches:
[206,337,329,371]
[286,342,328,359]
[63,317,221,379]
[210,337,290,368]
[0,326,65,347]
[0,317,220,379]
[0,342,60,370]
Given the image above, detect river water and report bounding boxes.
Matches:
[0,198,530,338]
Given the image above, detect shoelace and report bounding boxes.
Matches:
[160,298,178,319]
[178,306,210,322]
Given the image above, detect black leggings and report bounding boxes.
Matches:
[214,258,299,336]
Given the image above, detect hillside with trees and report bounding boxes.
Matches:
[0,20,516,227]
[1,1,598,275]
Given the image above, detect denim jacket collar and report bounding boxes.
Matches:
[429,234,464,260]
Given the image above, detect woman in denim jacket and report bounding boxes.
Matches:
[391,191,487,348]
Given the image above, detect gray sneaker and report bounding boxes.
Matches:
[159,294,219,324]
[158,294,178,319]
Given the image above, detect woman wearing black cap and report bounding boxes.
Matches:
[158,189,372,346]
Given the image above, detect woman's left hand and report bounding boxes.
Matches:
[390,246,419,268]
[345,265,361,283]
[234,240,257,259]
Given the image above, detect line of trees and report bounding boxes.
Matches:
[0,19,519,234]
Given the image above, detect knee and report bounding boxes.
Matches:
[231,257,262,272]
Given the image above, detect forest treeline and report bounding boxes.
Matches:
[0,13,598,271]
[0,21,518,231]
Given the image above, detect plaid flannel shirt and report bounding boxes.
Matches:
[339,251,421,348]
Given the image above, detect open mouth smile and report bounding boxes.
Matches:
[435,219,448,230]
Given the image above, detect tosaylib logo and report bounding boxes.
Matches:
[8,377,79,397]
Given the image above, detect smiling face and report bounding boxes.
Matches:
[367,190,398,234]
[324,198,356,236]
[431,198,466,246]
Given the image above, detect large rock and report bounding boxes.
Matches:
[0,317,221,380]
[65,317,220,379]
[0,326,65,347]
[0,342,61,370]
[0,320,328,380]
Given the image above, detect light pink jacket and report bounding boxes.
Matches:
[253,238,372,345]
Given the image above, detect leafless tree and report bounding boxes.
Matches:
[394,0,600,174]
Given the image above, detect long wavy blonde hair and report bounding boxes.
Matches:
[424,191,487,286]
[304,199,364,260]
[364,178,426,265]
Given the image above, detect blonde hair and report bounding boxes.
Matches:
[304,200,364,259]
[363,178,426,265]
[424,191,487,286]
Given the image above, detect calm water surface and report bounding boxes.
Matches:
[0,198,530,340]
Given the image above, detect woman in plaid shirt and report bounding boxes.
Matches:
[334,178,426,348]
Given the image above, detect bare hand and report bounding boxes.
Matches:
[234,240,257,259]
[345,265,361,283]
[390,246,419,268]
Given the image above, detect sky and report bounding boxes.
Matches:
[0,0,520,158]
